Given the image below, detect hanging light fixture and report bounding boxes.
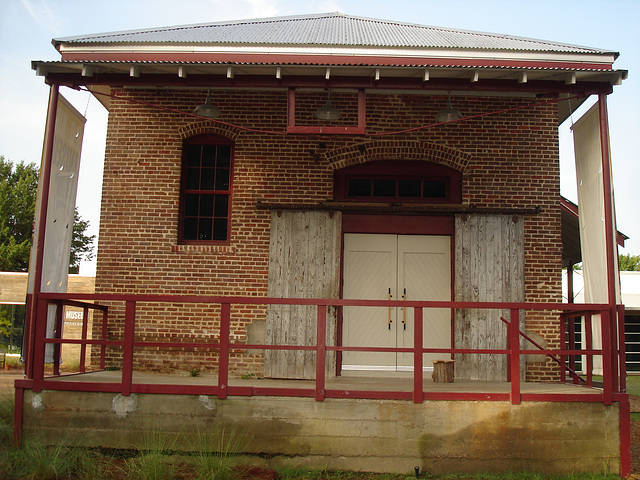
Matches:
[435,92,462,123]
[314,89,342,121]
[193,87,221,119]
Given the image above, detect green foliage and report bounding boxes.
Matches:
[0,157,39,272]
[619,253,640,271]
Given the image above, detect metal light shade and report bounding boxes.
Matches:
[193,88,221,119]
[314,91,342,121]
[435,94,462,123]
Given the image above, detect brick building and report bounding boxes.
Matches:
[20,13,631,475]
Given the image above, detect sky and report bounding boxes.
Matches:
[0,0,638,276]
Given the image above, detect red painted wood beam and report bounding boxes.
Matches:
[41,72,614,96]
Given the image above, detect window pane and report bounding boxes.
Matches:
[201,168,215,190]
[217,146,231,167]
[198,218,213,241]
[348,179,371,197]
[423,180,447,198]
[215,168,230,190]
[200,194,214,217]
[373,179,396,197]
[185,194,199,216]
[398,180,421,197]
[214,194,229,217]
[202,145,216,168]
[184,218,198,240]
[213,219,228,241]
[186,145,201,167]
[185,168,200,190]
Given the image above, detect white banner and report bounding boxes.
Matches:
[27,94,86,362]
[572,101,620,374]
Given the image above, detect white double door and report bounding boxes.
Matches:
[342,234,451,372]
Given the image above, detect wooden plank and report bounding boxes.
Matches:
[265,211,341,379]
[454,215,525,381]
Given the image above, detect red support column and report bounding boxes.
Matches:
[619,397,631,478]
[601,309,613,405]
[24,84,60,379]
[217,302,231,399]
[315,305,327,402]
[413,307,423,404]
[121,301,136,396]
[13,388,24,446]
[509,309,521,405]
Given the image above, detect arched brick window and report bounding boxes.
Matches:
[179,134,234,243]
[333,160,462,204]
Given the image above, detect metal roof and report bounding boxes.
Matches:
[53,12,616,56]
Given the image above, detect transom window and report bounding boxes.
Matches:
[334,160,462,204]
[180,135,233,243]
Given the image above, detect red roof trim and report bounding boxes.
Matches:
[59,52,614,71]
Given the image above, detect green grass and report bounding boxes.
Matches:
[626,374,640,396]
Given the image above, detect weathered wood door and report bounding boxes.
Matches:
[342,234,451,372]
[454,214,525,381]
[264,210,341,379]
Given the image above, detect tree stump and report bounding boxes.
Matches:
[432,360,455,383]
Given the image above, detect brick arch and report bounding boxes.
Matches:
[322,140,471,173]
[177,121,242,141]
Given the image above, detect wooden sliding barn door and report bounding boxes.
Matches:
[454,215,525,381]
[264,210,341,379]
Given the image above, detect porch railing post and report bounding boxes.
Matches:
[315,304,327,402]
[559,313,567,384]
[79,306,89,373]
[413,307,423,403]
[509,309,521,405]
[585,313,593,387]
[618,304,627,393]
[32,298,49,392]
[601,309,613,405]
[121,301,136,396]
[100,308,109,370]
[217,302,231,400]
[52,301,63,376]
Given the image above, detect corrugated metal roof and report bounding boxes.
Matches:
[53,12,615,55]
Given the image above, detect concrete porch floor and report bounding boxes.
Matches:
[40,370,600,396]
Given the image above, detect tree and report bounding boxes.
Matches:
[0,156,95,273]
[0,156,96,350]
[619,253,640,271]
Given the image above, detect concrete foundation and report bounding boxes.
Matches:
[20,389,620,475]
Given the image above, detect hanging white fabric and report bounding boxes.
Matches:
[572,101,621,375]
[27,94,86,363]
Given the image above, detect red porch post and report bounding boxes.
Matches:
[24,84,60,379]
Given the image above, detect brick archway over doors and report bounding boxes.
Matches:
[321,140,472,173]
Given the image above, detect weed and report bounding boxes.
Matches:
[240,373,255,379]
[190,368,201,377]
[0,393,14,444]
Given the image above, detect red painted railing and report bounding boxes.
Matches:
[20,293,627,406]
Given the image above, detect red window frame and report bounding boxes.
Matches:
[333,160,462,204]
[179,134,234,244]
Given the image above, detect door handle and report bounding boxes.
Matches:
[402,288,406,330]
[388,288,392,329]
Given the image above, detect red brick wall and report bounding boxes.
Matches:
[95,88,561,379]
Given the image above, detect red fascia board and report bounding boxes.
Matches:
[58,51,614,71]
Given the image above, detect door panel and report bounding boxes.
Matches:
[343,233,451,372]
[397,235,451,368]
[343,234,396,368]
